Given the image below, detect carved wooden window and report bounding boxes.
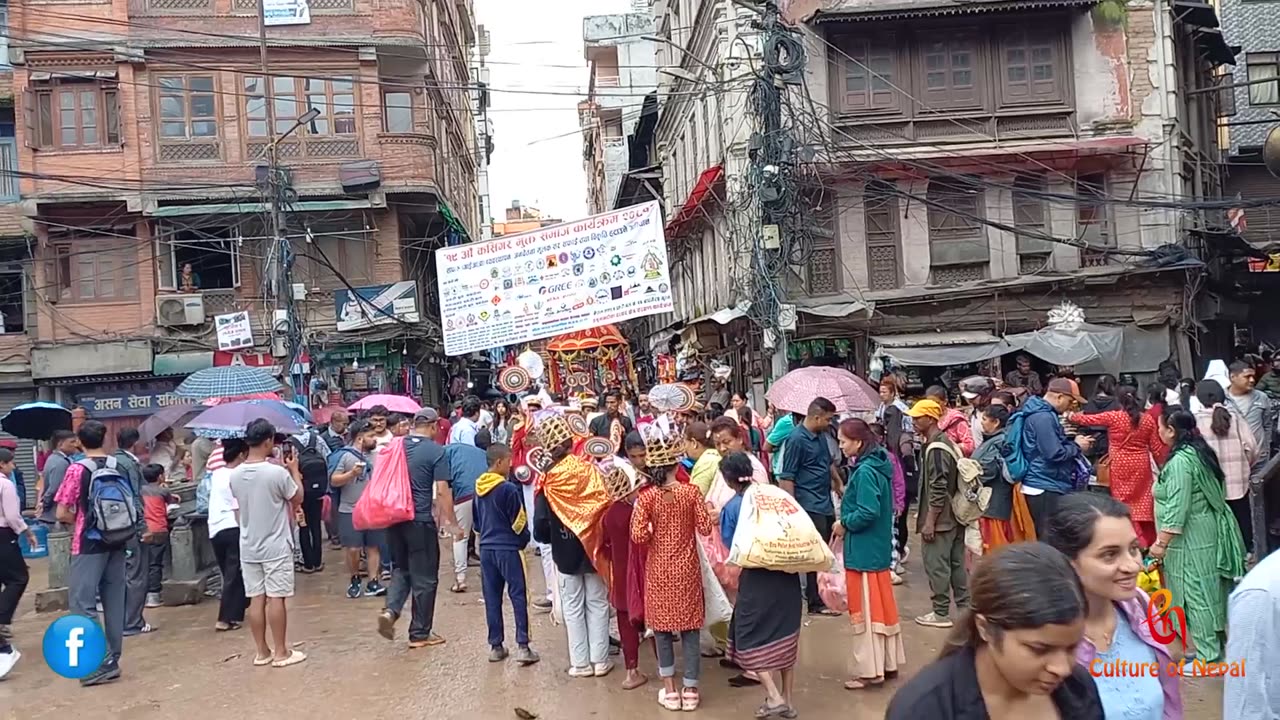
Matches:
[837,34,901,115]
[1013,174,1053,272]
[864,181,901,291]
[807,192,839,295]
[26,81,120,151]
[928,178,989,268]
[999,28,1065,106]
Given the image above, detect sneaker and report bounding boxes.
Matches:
[95,601,103,613]
[380,570,392,583]
[593,661,615,677]
[489,646,509,662]
[893,561,905,575]
[408,633,446,649]
[531,597,553,613]
[568,665,594,678]
[145,592,163,608]
[915,612,953,629]
[515,646,540,666]
[80,659,121,687]
[365,581,387,597]
[890,571,903,586]
[346,576,363,599]
[0,649,19,680]
[377,609,397,640]
[900,546,911,564]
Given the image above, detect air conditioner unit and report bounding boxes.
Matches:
[155,294,206,327]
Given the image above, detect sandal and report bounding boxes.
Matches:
[252,654,273,667]
[214,622,242,632]
[658,689,682,711]
[843,677,884,690]
[271,650,308,668]
[680,688,700,711]
[621,673,648,690]
[755,702,794,718]
[450,582,467,593]
[729,673,761,687]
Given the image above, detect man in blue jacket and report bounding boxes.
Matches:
[473,443,539,666]
[1018,377,1092,536]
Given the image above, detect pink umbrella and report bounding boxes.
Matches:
[348,394,422,414]
[765,366,880,414]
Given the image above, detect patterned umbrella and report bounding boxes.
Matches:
[0,401,72,440]
[348,394,422,414]
[186,401,302,439]
[175,366,281,401]
[137,401,201,443]
[765,366,879,414]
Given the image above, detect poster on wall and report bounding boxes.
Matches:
[435,201,673,356]
[214,311,254,351]
[334,281,420,332]
[263,0,311,26]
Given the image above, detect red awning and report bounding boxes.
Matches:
[664,164,724,237]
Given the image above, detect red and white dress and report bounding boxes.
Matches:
[1071,409,1167,546]
[629,482,714,632]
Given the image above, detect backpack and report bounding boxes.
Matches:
[326,447,365,478]
[292,434,329,498]
[1003,410,1031,483]
[80,457,138,547]
[927,440,984,526]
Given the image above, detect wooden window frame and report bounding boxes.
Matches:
[46,240,138,305]
[25,80,121,151]
[864,181,902,291]
[997,26,1069,108]
[927,179,989,266]
[300,227,373,291]
[155,74,218,141]
[382,90,414,133]
[301,75,357,137]
[835,32,904,117]
[917,29,985,112]
[1013,174,1054,256]
[806,190,840,295]
[1075,173,1113,249]
[1247,52,1280,106]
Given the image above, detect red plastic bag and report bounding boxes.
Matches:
[353,437,414,530]
[817,539,848,613]
[321,494,333,523]
[699,532,740,595]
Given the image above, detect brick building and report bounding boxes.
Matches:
[5,0,480,441]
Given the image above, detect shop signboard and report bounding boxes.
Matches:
[77,388,186,418]
[263,0,310,26]
[214,311,254,351]
[334,281,420,332]
[213,350,309,375]
[435,201,673,356]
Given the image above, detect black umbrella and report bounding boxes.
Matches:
[1,401,72,440]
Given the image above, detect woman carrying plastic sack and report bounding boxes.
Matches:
[720,451,804,718]
[833,419,906,691]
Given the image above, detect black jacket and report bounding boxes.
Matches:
[1077,395,1119,461]
[532,491,596,575]
[885,647,1103,720]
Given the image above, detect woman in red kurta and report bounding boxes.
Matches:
[630,448,714,711]
[1070,388,1167,547]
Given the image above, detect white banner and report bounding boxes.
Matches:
[214,311,254,351]
[436,201,673,356]
[263,0,311,26]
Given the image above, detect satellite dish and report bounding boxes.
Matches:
[1264,126,1280,178]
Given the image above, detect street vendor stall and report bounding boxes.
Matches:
[545,324,638,396]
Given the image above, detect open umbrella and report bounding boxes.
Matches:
[137,401,201,443]
[186,401,302,439]
[766,366,880,414]
[244,398,312,423]
[175,367,281,402]
[0,401,72,440]
[348,394,422,415]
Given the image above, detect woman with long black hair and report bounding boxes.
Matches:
[1192,380,1258,554]
[1150,406,1246,663]
[886,543,1103,719]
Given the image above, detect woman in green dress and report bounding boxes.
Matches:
[1149,406,1246,663]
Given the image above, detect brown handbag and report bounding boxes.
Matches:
[1095,453,1111,488]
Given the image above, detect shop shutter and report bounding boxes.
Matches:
[0,388,39,507]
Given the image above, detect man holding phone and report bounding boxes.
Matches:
[329,421,385,599]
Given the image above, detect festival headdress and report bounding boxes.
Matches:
[603,460,642,501]
[535,412,574,449]
[641,423,683,468]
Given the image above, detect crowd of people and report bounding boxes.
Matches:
[1,362,1278,719]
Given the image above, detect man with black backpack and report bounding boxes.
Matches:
[290,429,330,574]
[54,420,139,687]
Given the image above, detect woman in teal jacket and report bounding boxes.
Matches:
[834,418,906,690]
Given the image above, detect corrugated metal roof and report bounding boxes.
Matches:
[810,0,1097,23]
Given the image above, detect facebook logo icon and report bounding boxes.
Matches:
[42,616,107,679]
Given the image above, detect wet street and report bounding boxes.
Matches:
[0,543,1224,720]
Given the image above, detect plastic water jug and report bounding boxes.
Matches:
[20,522,48,558]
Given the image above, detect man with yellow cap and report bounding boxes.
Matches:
[905,398,970,630]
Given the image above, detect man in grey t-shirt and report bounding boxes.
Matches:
[330,420,385,598]
[228,419,305,668]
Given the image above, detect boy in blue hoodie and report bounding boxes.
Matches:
[473,443,539,665]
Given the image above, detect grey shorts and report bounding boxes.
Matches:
[242,556,295,598]
[338,512,385,549]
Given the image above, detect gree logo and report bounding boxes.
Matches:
[1145,588,1187,646]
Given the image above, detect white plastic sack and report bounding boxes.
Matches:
[698,540,733,627]
[727,483,836,574]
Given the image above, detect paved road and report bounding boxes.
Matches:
[0,543,1224,720]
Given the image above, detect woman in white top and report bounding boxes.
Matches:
[208,438,250,631]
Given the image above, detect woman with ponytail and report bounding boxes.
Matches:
[1192,380,1258,554]
[886,543,1103,719]
[1150,406,1247,663]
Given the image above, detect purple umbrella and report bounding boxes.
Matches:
[185,401,302,439]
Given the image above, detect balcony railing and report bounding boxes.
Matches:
[0,139,17,202]
[595,75,621,88]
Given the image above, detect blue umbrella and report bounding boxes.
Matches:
[245,399,312,423]
[175,366,281,401]
[185,402,302,440]
[1,401,72,440]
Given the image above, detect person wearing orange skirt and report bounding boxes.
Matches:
[834,419,906,690]
[972,405,1036,553]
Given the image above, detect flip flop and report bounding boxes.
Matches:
[843,677,884,690]
[729,673,762,687]
[754,702,793,718]
[271,650,307,668]
[621,673,648,690]
[215,622,242,632]
[252,654,272,666]
[450,583,467,593]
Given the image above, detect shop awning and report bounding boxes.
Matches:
[665,164,723,238]
[152,351,214,377]
[798,300,871,318]
[688,301,750,327]
[872,331,1013,366]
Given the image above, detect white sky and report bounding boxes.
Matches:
[476,0,636,225]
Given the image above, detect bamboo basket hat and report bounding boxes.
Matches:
[535,413,574,450]
[641,425,683,469]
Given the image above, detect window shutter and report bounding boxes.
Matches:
[103,88,121,146]
[21,90,37,149]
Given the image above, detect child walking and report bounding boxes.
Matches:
[473,443,539,665]
[140,463,181,608]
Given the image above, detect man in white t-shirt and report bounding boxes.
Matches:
[229,419,305,668]
[207,438,250,631]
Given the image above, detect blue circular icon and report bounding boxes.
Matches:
[43,615,108,679]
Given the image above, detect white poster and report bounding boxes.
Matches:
[214,311,254,351]
[436,201,673,356]
[263,0,311,26]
